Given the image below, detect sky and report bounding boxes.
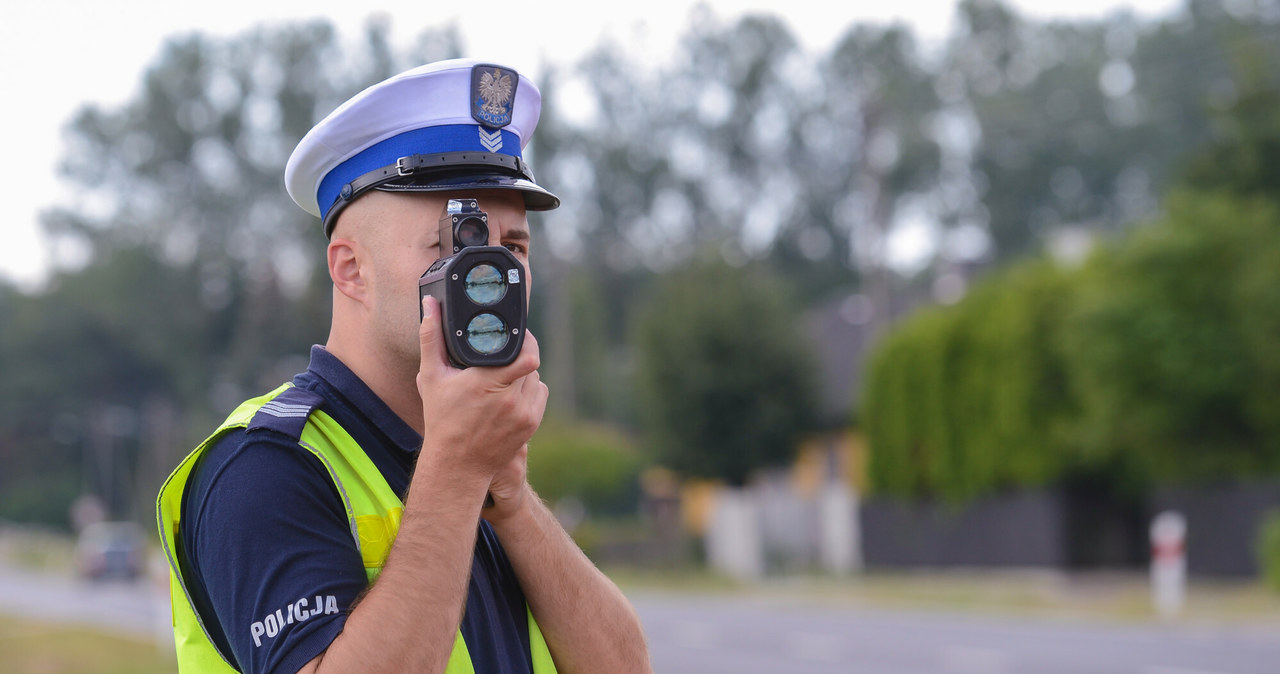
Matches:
[0,0,1183,290]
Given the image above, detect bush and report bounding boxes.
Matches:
[862,260,1078,500]
[633,260,818,486]
[0,470,79,529]
[1062,192,1280,484]
[1258,510,1280,592]
[527,421,646,518]
[862,191,1280,501]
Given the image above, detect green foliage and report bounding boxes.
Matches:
[862,260,1078,500]
[946,0,1280,256]
[1258,509,1280,593]
[864,190,1280,499]
[1063,192,1280,483]
[0,248,207,523]
[0,471,78,528]
[863,10,1280,499]
[1180,37,1280,200]
[526,421,645,517]
[633,259,818,486]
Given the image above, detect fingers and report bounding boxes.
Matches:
[419,295,449,376]
[488,329,541,387]
[415,315,547,485]
[520,335,548,408]
[514,367,549,433]
[521,330,541,368]
[508,332,548,410]
[491,333,548,438]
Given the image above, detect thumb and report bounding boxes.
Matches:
[419,295,449,374]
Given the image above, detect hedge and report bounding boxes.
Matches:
[862,191,1280,499]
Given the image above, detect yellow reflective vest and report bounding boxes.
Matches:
[156,383,557,673]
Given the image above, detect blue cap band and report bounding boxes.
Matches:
[316,124,521,221]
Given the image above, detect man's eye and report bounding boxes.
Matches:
[505,244,527,255]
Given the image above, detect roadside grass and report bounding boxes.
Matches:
[0,614,173,674]
[0,524,76,573]
[607,565,1280,626]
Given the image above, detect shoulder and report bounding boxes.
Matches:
[178,415,365,674]
[174,382,372,674]
[246,385,328,439]
[182,388,348,545]
[187,386,333,502]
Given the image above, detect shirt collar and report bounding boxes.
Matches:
[299,345,423,455]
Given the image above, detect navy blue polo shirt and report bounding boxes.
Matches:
[178,346,534,674]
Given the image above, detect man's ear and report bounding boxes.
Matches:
[328,237,366,303]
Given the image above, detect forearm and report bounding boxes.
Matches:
[490,486,652,674]
[302,453,489,674]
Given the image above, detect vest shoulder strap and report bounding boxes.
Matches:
[246,385,325,440]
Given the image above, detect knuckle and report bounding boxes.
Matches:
[520,349,540,373]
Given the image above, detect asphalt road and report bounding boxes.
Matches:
[0,561,167,641]
[633,592,1280,674]
[2,562,1278,673]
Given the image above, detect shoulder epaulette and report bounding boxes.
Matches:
[246,385,326,441]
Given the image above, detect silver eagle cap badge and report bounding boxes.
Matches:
[471,65,518,129]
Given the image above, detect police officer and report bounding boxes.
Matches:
[157,59,652,674]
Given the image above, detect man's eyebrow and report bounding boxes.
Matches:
[504,228,530,241]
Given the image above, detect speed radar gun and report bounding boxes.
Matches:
[419,198,527,368]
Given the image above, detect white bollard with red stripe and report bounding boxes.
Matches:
[1150,510,1187,620]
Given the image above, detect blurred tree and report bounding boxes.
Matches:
[667,12,811,258]
[3,19,464,524]
[1063,192,1280,484]
[861,259,1079,500]
[526,421,645,517]
[534,11,947,424]
[41,20,464,398]
[941,0,1280,259]
[806,23,942,327]
[535,13,822,425]
[0,247,202,522]
[861,2,1280,497]
[945,0,1126,256]
[1179,21,1280,200]
[862,191,1280,501]
[633,259,818,486]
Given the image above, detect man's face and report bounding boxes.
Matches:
[339,188,532,370]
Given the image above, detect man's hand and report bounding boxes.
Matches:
[298,300,548,674]
[484,443,530,522]
[415,296,548,494]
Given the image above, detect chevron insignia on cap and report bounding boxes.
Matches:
[479,127,504,152]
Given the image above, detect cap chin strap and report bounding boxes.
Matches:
[323,151,536,234]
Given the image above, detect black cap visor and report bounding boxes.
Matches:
[322,152,559,237]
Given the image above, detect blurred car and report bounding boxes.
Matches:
[75,521,146,581]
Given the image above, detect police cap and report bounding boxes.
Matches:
[285,58,560,238]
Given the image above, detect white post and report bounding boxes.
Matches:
[819,483,861,575]
[1150,511,1187,620]
[706,487,763,581]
